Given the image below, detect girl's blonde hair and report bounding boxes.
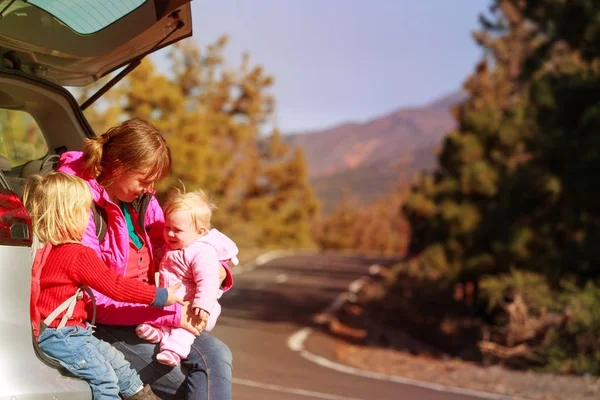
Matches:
[23,172,92,245]
[163,187,217,233]
[81,118,171,186]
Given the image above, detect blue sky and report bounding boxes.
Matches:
[152,1,489,133]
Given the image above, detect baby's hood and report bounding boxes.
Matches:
[199,229,239,265]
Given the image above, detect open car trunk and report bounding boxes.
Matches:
[0,0,192,87]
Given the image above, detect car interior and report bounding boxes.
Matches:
[0,68,93,194]
[0,1,193,396]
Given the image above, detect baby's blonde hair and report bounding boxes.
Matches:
[23,172,93,245]
[163,187,216,233]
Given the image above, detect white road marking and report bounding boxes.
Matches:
[234,249,319,275]
[287,328,525,400]
[234,250,291,274]
[239,252,525,400]
[287,327,311,351]
[233,377,365,400]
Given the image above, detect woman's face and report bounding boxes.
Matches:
[106,171,154,203]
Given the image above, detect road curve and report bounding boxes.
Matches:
[212,253,520,400]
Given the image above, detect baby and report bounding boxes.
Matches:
[136,188,238,367]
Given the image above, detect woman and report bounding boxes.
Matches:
[56,118,232,400]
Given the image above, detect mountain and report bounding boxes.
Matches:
[310,145,440,214]
[286,90,467,213]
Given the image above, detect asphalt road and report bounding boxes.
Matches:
[211,253,517,400]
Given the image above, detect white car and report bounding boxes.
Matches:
[0,1,192,398]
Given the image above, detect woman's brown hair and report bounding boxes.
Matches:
[81,118,171,186]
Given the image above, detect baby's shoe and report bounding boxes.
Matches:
[125,384,161,400]
[156,350,181,367]
[136,324,164,344]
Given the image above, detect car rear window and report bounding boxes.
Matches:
[29,0,146,34]
[0,109,48,168]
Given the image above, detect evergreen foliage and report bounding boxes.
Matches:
[400,0,600,374]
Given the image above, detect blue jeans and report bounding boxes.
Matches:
[38,324,143,399]
[94,324,233,400]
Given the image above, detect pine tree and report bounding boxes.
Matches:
[400,0,600,372]
[404,0,537,283]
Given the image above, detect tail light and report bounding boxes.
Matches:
[0,188,32,246]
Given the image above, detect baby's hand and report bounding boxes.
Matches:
[193,307,210,323]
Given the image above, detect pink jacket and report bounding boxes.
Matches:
[159,229,237,331]
[57,151,181,327]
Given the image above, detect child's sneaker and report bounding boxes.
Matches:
[156,350,181,367]
[135,324,164,344]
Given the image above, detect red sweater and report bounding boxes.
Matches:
[37,243,157,328]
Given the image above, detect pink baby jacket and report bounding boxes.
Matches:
[159,229,238,330]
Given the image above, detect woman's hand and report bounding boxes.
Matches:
[179,302,206,336]
[193,307,210,324]
[165,282,185,306]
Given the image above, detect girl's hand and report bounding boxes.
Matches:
[165,283,185,306]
